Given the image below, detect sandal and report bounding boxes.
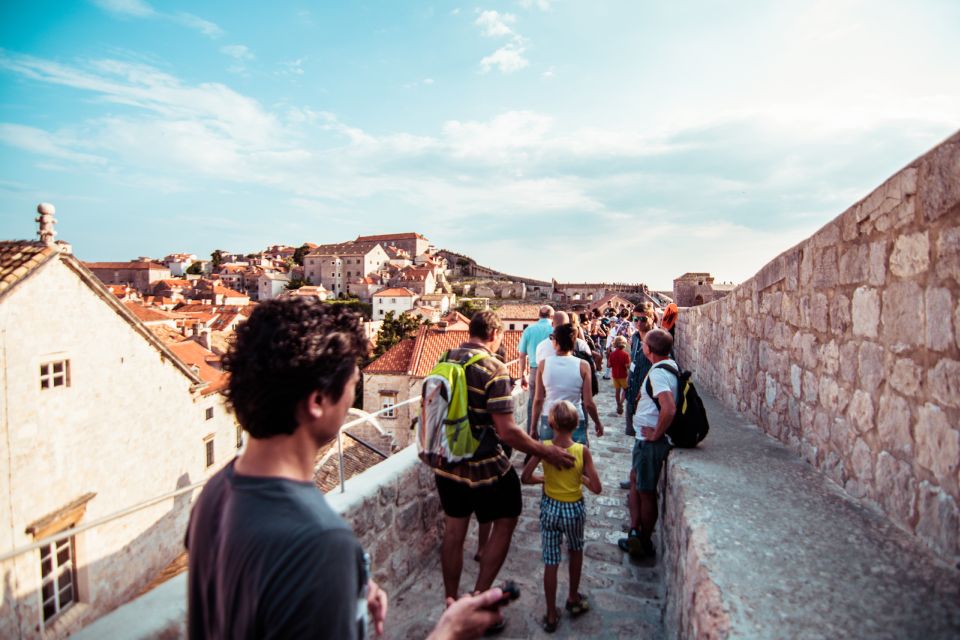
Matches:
[541,615,559,633]
[565,593,590,617]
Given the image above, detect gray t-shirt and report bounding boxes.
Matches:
[186,460,368,639]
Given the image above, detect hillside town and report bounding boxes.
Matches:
[0,206,739,638]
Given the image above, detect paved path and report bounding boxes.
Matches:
[387,377,666,639]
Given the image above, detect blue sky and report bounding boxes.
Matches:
[1,1,957,289]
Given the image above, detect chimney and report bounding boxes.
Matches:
[36,203,57,247]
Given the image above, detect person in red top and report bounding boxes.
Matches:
[608,336,631,415]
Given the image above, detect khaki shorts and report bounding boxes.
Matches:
[612,377,627,389]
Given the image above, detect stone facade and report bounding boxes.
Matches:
[0,254,237,639]
[674,131,960,564]
[672,272,734,306]
[361,373,421,448]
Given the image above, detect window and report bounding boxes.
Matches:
[391,298,396,303]
[39,534,76,622]
[235,425,244,449]
[380,394,396,418]
[509,324,515,331]
[205,407,214,420]
[204,435,215,469]
[40,359,70,390]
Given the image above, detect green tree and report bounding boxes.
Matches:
[292,243,311,266]
[186,261,203,275]
[455,299,485,319]
[211,250,223,269]
[372,311,422,358]
[286,277,308,290]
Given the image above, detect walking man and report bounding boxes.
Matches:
[187,299,509,639]
[435,311,575,633]
[519,305,555,433]
[618,329,677,559]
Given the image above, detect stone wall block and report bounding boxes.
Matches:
[919,140,960,222]
[868,240,887,286]
[841,205,861,241]
[813,222,841,248]
[875,451,918,530]
[802,370,819,404]
[881,281,923,351]
[888,357,923,398]
[781,292,799,326]
[925,287,953,352]
[889,231,930,278]
[858,342,885,393]
[839,342,857,385]
[852,287,880,338]
[812,247,839,289]
[935,226,960,284]
[851,437,875,482]
[877,393,913,458]
[812,293,829,330]
[915,403,959,480]
[839,244,870,284]
[916,482,959,558]
[848,390,875,434]
[875,198,915,233]
[902,167,918,196]
[819,377,847,415]
[765,374,778,408]
[821,340,840,376]
[790,364,802,398]
[799,246,814,287]
[927,359,960,408]
[956,299,960,351]
[813,411,831,447]
[830,293,851,335]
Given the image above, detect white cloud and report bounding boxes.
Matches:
[91,0,156,18]
[480,44,529,74]
[278,58,306,76]
[541,66,555,79]
[221,45,254,61]
[519,0,552,10]
[0,123,108,165]
[92,0,222,38]
[475,10,517,38]
[423,78,434,85]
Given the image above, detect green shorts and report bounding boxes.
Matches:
[632,438,671,492]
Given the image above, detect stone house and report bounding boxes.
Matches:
[304,242,389,298]
[397,267,436,295]
[347,276,385,301]
[161,254,197,277]
[672,272,736,306]
[355,232,429,258]
[0,237,238,639]
[257,272,290,301]
[404,305,441,324]
[372,287,419,319]
[84,261,171,294]
[281,284,331,301]
[418,292,455,314]
[362,325,523,447]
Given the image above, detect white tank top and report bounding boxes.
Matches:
[542,354,585,418]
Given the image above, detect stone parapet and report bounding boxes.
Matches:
[674,130,960,565]
[662,392,960,639]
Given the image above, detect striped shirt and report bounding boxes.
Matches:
[432,344,515,487]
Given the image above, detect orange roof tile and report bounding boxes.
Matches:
[367,326,522,379]
[123,302,181,323]
[355,232,426,242]
[363,337,416,374]
[214,285,247,297]
[0,241,58,299]
[495,304,543,321]
[373,287,417,298]
[166,340,228,394]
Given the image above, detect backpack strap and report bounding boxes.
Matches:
[644,363,680,409]
[463,352,490,368]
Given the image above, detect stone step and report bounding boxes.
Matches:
[663,391,960,639]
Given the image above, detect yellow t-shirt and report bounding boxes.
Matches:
[542,440,584,502]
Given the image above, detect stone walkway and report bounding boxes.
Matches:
[387,377,666,639]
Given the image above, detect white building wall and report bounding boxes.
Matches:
[0,259,238,639]
[372,294,418,319]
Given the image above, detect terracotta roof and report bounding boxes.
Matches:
[440,311,471,326]
[373,287,417,298]
[123,302,181,323]
[214,286,247,297]
[586,294,635,312]
[495,304,543,321]
[209,312,240,331]
[363,337,416,374]
[306,240,383,257]
[166,340,228,395]
[314,423,393,493]
[400,268,433,281]
[355,232,426,242]
[84,261,167,270]
[0,242,60,298]
[157,279,191,287]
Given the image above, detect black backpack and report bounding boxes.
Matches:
[644,363,709,448]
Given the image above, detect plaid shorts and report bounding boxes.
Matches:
[539,495,585,565]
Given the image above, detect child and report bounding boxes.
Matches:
[521,400,602,633]
[608,335,631,415]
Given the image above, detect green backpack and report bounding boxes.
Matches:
[418,350,489,468]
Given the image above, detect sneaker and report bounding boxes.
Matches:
[641,538,656,558]
[617,535,645,559]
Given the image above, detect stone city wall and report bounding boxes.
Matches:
[674,131,960,564]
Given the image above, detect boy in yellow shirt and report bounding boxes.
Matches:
[521,400,603,633]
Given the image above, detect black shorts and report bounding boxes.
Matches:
[435,468,523,523]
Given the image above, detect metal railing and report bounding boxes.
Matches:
[0,357,522,564]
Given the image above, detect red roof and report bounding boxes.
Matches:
[355,232,425,242]
[495,304,543,321]
[364,326,521,378]
[214,286,247,297]
[166,340,228,395]
[373,287,417,298]
[124,302,181,323]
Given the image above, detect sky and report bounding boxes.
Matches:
[0,1,957,290]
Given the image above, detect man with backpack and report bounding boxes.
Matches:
[432,311,575,632]
[618,328,677,560]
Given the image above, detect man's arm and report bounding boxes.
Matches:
[641,391,675,442]
[518,353,529,389]
[491,412,574,469]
